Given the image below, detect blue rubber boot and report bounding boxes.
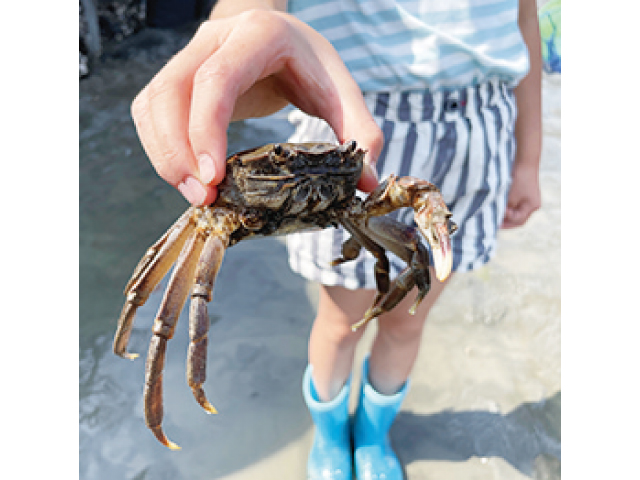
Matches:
[353,357,408,480]
[302,365,353,480]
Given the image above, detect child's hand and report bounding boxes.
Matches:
[131,10,382,206]
[501,162,541,229]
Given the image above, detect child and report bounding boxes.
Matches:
[129,1,542,478]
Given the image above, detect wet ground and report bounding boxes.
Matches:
[80,26,560,480]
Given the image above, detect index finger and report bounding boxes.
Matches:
[186,14,292,186]
[132,18,245,203]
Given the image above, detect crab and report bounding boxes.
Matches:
[113,140,457,449]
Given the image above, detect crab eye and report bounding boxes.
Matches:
[273,144,283,156]
[345,140,357,153]
[338,140,357,155]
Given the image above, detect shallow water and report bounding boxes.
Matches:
[80,26,560,480]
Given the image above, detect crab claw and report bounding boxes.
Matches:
[414,193,456,282]
[362,175,457,283]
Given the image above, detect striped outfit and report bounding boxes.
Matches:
[285,0,529,289]
[287,0,529,92]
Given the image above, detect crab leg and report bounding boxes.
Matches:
[364,216,432,312]
[346,216,432,331]
[187,234,228,416]
[144,230,205,450]
[330,235,362,267]
[337,218,391,299]
[113,208,195,359]
[351,267,418,331]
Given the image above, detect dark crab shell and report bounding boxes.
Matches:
[214,141,365,243]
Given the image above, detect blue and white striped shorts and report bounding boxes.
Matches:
[286,79,517,290]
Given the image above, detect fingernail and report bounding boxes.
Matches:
[198,153,216,185]
[364,159,379,181]
[178,176,207,205]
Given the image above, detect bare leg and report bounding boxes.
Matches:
[308,286,371,401]
[308,268,451,401]
[368,268,450,395]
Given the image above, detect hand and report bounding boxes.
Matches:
[131,9,382,205]
[501,162,541,229]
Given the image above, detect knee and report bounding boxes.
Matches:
[312,285,375,348]
[313,310,365,349]
[376,311,427,345]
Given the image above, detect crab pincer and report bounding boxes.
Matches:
[411,184,457,282]
[341,175,456,331]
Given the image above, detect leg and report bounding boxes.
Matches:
[352,267,417,331]
[338,218,392,301]
[307,285,374,401]
[350,216,434,330]
[304,285,374,480]
[187,234,228,415]
[329,235,362,268]
[351,269,450,480]
[368,267,451,395]
[310,269,449,399]
[113,208,195,359]
[144,231,205,450]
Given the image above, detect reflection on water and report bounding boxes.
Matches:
[80,26,560,480]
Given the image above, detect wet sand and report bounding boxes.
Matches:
[80,27,560,480]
